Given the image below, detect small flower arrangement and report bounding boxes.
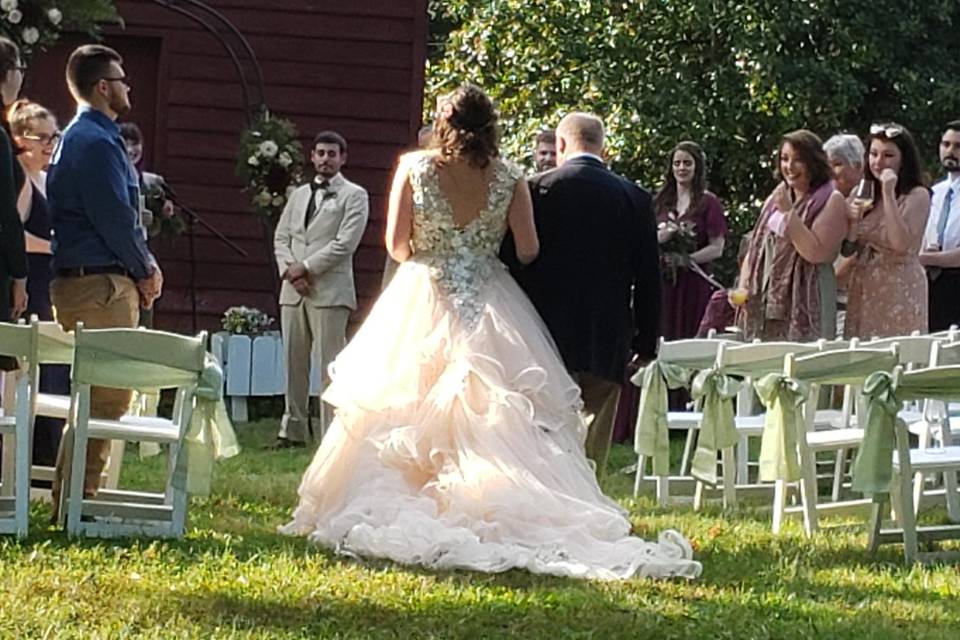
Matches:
[236,109,305,223]
[658,217,698,285]
[0,1,118,57]
[221,306,274,335]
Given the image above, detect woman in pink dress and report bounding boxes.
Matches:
[843,123,930,338]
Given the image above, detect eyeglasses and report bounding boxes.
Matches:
[870,124,903,138]
[21,132,62,146]
[13,65,27,72]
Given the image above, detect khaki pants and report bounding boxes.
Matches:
[50,274,139,508]
[573,372,621,480]
[280,302,349,443]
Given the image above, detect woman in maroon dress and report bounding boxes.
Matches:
[613,141,727,442]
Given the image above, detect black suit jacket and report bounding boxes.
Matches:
[503,156,661,382]
[0,125,27,321]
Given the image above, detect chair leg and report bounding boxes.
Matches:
[772,479,788,534]
[679,429,696,476]
[66,391,91,537]
[736,434,749,485]
[633,455,645,498]
[831,448,846,502]
[895,468,919,564]
[912,471,925,518]
[721,446,737,509]
[867,495,885,555]
[656,476,669,507]
[944,469,960,523]
[799,454,820,537]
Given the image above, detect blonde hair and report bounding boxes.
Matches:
[7,99,54,137]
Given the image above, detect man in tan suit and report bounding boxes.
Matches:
[273,131,369,447]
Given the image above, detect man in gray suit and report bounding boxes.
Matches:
[273,131,369,447]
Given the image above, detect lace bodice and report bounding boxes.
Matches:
[405,152,522,327]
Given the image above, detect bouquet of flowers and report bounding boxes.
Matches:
[0,1,118,57]
[658,217,698,285]
[142,173,186,239]
[221,306,274,335]
[236,109,305,224]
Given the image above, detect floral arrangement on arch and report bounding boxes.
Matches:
[221,306,274,335]
[236,109,305,223]
[0,0,118,57]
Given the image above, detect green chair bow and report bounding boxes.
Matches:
[633,360,692,476]
[182,356,240,495]
[755,373,810,482]
[851,371,901,495]
[689,367,741,484]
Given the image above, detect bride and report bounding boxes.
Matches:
[280,84,701,580]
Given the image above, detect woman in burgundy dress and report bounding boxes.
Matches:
[613,141,727,442]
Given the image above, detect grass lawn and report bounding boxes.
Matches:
[1,419,959,639]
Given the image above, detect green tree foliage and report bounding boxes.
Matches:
[428,0,960,282]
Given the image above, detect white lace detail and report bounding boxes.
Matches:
[407,153,521,329]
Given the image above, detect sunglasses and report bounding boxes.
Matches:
[21,131,62,146]
[870,124,903,138]
[96,75,131,87]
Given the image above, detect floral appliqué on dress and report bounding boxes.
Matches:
[406,152,522,329]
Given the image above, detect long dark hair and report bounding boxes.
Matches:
[0,36,21,151]
[433,84,499,169]
[778,129,832,192]
[864,122,926,196]
[654,141,706,218]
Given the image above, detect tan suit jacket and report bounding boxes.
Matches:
[274,173,369,309]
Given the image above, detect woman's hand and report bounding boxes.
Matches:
[657,221,678,244]
[880,168,898,197]
[772,181,793,213]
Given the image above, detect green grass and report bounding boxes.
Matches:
[1,421,959,639]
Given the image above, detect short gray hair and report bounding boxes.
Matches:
[823,134,864,167]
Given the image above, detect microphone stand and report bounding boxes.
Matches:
[165,194,248,334]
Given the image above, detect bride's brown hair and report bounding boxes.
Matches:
[433,84,499,168]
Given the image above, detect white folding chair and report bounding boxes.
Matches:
[632,337,734,504]
[0,322,34,538]
[864,365,960,563]
[27,319,124,501]
[768,346,898,535]
[62,324,207,539]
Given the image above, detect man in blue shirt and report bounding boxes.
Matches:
[47,44,163,514]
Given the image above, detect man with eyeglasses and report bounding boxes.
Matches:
[920,120,960,331]
[46,44,162,516]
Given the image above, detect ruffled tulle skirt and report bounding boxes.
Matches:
[280,260,701,580]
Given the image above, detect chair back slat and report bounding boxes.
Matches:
[658,338,733,369]
[931,341,960,367]
[717,341,820,377]
[72,326,207,390]
[785,346,898,386]
[34,321,74,364]
[0,322,32,359]
[861,335,939,368]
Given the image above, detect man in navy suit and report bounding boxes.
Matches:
[506,112,661,478]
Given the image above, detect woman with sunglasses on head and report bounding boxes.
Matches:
[843,123,930,339]
[733,129,848,341]
[9,99,68,468]
[0,36,28,325]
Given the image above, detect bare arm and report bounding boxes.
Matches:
[385,159,413,262]
[784,190,847,263]
[690,235,725,264]
[507,178,538,264]
[882,187,930,255]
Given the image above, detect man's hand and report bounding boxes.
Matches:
[10,278,27,320]
[138,266,164,310]
[291,276,311,296]
[282,261,309,282]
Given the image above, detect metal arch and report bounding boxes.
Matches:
[147,0,265,124]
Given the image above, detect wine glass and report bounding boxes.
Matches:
[853,178,874,209]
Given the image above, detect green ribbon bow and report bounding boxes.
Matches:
[689,367,742,484]
[851,371,901,495]
[633,360,692,476]
[754,373,810,482]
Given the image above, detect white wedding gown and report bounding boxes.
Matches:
[280,152,701,580]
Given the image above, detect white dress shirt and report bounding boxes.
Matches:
[925,174,960,250]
